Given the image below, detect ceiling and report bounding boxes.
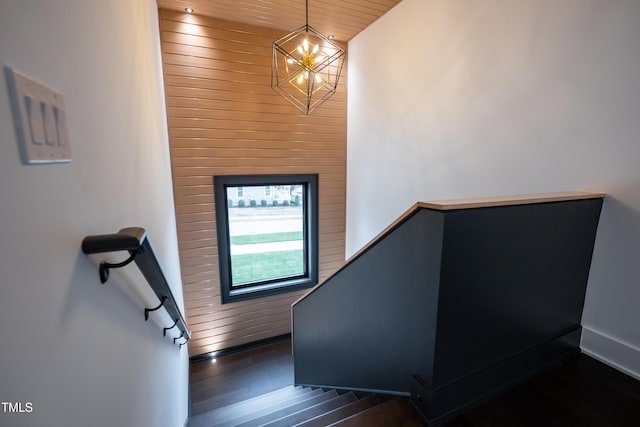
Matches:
[156,0,402,42]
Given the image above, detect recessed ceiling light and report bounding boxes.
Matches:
[327,34,335,40]
[185,7,194,13]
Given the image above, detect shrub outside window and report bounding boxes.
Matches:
[213,174,319,304]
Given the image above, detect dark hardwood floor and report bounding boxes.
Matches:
[446,354,640,427]
[190,338,640,426]
[190,338,294,416]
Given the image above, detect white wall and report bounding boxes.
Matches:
[0,1,189,426]
[347,0,640,379]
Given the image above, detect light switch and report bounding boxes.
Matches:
[43,102,58,146]
[25,95,46,145]
[54,107,69,148]
[4,66,71,164]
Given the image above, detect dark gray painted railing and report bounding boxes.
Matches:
[292,195,604,423]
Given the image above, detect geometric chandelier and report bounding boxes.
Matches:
[271,0,346,115]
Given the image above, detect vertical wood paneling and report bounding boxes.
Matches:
[158,9,347,357]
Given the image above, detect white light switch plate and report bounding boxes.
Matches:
[4,66,71,164]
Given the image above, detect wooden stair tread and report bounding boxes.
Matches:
[191,383,305,416]
[327,397,425,427]
[190,384,425,427]
[230,389,340,427]
[190,386,319,427]
[294,394,382,427]
[190,385,299,420]
[259,392,359,427]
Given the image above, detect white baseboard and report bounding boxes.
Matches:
[580,326,640,381]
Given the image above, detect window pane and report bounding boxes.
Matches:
[226,184,305,287]
[214,173,318,304]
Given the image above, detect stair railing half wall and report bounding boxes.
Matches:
[291,191,605,424]
[82,227,191,348]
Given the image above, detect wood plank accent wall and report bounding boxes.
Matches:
[158,9,347,357]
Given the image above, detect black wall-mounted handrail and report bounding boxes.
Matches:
[82,227,191,347]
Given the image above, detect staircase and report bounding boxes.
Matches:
[188,385,425,427]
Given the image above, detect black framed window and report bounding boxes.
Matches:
[213,174,319,304]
